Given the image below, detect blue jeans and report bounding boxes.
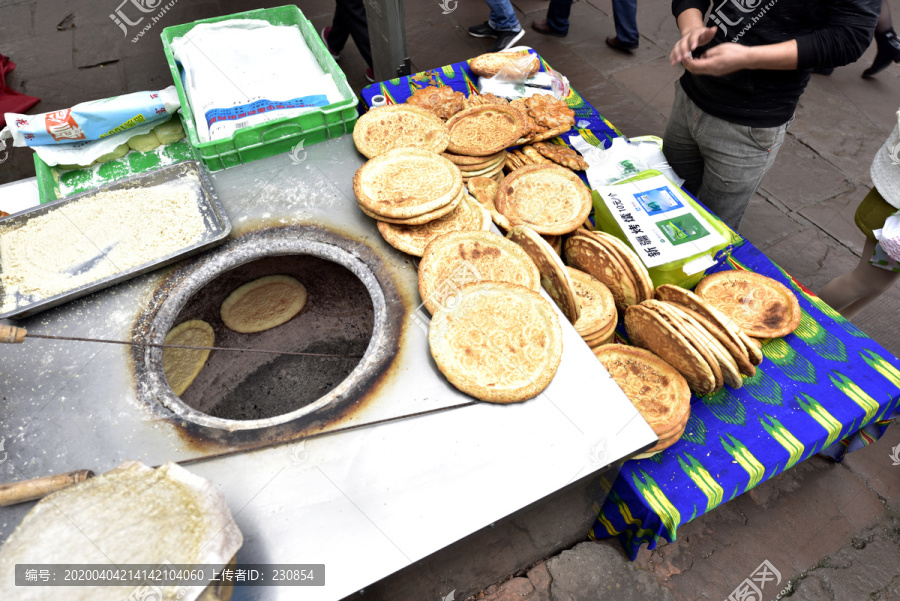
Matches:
[611,0,639,45]
[547,0,573,35]
[663,81,789,230]
[485,0,521,32]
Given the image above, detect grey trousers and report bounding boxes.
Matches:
[662,81,789,231]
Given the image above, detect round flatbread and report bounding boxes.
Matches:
[663,302,743,389]
[163,320,214,396]
[564,234,639,311]
[593,344,691,436]
[654,284,756,376]
[589,230,654,302]
[354,148,462,220]
[566,267,616,339]
[507,226,580,324]
[359,189,463,225]
[428,282,562,403]
[353,104,450,158]
[377,193,491,256]
[418,230,541,315]
[459,156,507,177]
[695,270,801,338]
[495,164,592,235]
[625,304,716,396]
[443,149,506,166]
[220,275,308,334]
[543,235,562,256]
[467,177,512,232]
[645,299,724,391]
[469,52,541,79]
[445,104,524,156]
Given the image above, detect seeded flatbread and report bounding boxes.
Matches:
[664,302,743,389]
[589,231,654,302]
[353,104,450,158]
[593,344,691,436]
[428,282,562,403]
[220,275,308,334]
[163,320,214,396]
[495,164,592,235]
[359,189,462,225]
[443,150,506,166]
[507,226,580,324]
[625,304,716,396]
[418,230,540,315]
[467,177,512,232]
[377,194,491,257]
[695,270,801,338]
[645,299,724,391]
[566,267,616,339]
[564,234,639,311]
[445,104,524,156]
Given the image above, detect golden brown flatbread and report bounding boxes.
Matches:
[353,104,450,158]
[566,267,617,339]
[443,149,506,166]
[445,104,524,156]
[495,164,592,235]
[428,282,562,403]
[418,230,540,314]
[694,270,802,338]
[564,234,639,311]
[377,193,491,257]
[507,226,580,324]
[220,275,308,334]
[645,299,724,391]
[469,52,541,79]
[163,320,214,396]
[354,148,462,220]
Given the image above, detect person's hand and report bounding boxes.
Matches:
[683,43,753,76]
[670,26,717,65]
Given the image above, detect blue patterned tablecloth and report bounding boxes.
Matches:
[361,52,900,562]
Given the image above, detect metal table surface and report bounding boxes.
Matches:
[0,136,657,600]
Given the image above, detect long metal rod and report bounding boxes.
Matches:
[24,333,365,360]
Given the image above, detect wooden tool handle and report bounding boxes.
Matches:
[0,325,26,344]
[0,469,94,506]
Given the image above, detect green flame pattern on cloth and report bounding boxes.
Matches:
[860,349,900,390]
[763,338,816,383]
[633,470,681,541]
[760,414,805,469]
[794,311,847,362]
[796,393,843,448]
[703,387,746,426]
[681,413,707,446]
[721,434,766,492]
[831,371,881,425]
[678,453,724,513]
[742,367,784,406]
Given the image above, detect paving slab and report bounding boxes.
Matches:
[611,56,679,119]
[850,284,900,359]
[0,1,33,42]
[798,182,872,257]
[758,134,854,214]
[0,30,73,80]
[764,227,860,292]
[842,418,900,514]
[738,193,806,252]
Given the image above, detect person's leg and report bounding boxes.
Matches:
[610,0,639,46]
[546,0,573,35]
[335,0,372,68]
[818,237,900,318]
[485,0,522,32]
[693,115,788,231]
[662,81,706,199]
[863,0,900,78]
[327,2,352,53]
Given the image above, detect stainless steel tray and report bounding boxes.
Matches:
[0,160,231,320]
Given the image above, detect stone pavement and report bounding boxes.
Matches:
[2,0,900,599]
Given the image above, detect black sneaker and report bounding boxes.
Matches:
[468,22,500,38]
[863,30,900,78]
[490,29,525,52]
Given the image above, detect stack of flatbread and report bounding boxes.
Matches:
[507,225,580,324]
[505,141,588,174]
[440,104,526,183]
[495,164,592,236]
[594,344,691,459]
[567,267,617,348]
[564,229,654,312]
[624,282,769,396]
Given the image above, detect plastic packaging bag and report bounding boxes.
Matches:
[476,47,569,100]
[171,19,346,143]
[1,86,179,147]
[874,211,900,262]
[569,135,685,187]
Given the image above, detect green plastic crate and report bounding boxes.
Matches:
[160,5,358,171]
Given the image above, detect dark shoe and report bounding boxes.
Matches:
[468,22,500,39]
[863,30,900,78]
[365,68,375,83]
[532,19,566,37]
[489,29,525,52]
[606,35,638,51]
[321,26,340,60]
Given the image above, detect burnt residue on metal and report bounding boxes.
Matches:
[130,223,409,452]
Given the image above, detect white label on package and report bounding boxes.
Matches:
[596,175,725,268]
